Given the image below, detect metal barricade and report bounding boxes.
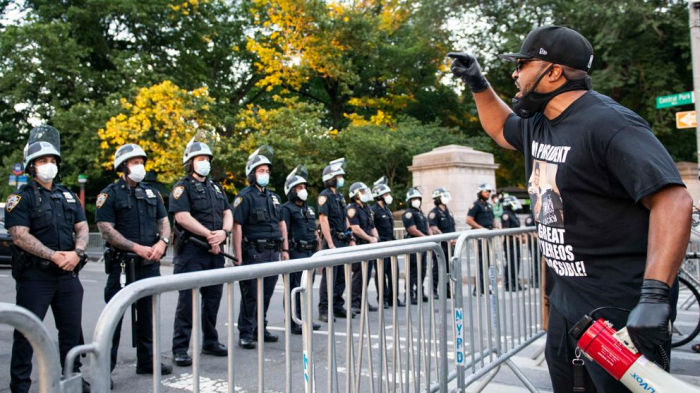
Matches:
[0,303,84,393]
[452,227,543,392]
[70,242,449,393]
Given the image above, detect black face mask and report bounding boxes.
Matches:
[512,65,592,118]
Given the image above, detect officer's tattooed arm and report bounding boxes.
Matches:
[74,221,89,250]
[157,217,171,239]
[9,226,56,260]
[97,222,135,251]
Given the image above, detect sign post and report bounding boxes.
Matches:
[690,1,700,175]
[78,174,87,206]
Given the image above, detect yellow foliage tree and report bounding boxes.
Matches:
[98,80,217,185]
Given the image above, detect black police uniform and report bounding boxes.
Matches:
[282,200,318,328]
[170,175,232,354]
[5,180,86,393]
[467,199,494,293]
[347,201,376,309]
[233,185,283,340]
[402,206,429,300]
[500,207,521,290]
[371,202,396,306]
[428,205,456,296]
[318,187,351,316]
[96,177,168,371]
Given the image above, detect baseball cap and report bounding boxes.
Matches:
[498,26,594,72]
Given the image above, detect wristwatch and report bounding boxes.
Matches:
[224,229,232,238]
[75,248,86,258]
[160,237,170,247]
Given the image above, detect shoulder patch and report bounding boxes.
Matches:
[318,195,327,206]
[405,212,413,219]
[502,213,509,221]
[172,186,185,200]
[234,196,243,209]
[145,188,156,199]
[429,211,436,219]
[5,194,21,212]
[96,193,109,209]
[347,207,356,218]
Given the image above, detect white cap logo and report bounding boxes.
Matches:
[539,48,548,55]
[587,55,594,70]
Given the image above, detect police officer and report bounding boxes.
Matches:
[5,126,90,393]
[96,144,173,381]
[347,182,380,314]
[467,183,495,295]
[318,158,356,322]
[402,187,432,304]
[281,165,322,334]
[170,140,233,366]
[500,195,523,291]
[371,177,404,307]
[428,187,456,299]
[233,146,289,349]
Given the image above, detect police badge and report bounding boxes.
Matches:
[96,193,108,209]
[318,195,327,206]
[5,194,21,212]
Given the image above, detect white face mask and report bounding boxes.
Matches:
[194,160,211,177]
[127,164,146,183]
[441,195,451,205]
[384,195,393,205]
[360,193,371,203]
[411,199,421,209]
[297,188,308,201]
[36,163,58,183]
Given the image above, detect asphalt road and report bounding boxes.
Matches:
[0,262,699,392]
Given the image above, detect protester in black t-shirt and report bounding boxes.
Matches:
[449,26,692,392]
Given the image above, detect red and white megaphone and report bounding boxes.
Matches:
[572,317,700,393]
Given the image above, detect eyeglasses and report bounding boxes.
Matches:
[516,59,534,73]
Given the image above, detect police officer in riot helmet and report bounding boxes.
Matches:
[371,177,405,307]
[96,144,173,383]
[402,187,432,304]
[233,146,290,349]
[318,158,357,322]
[428,187,456,299]
[170,139,233,365]
[467,183,495,295]
[347,182,380,314]
[5,125,91,393]
[501,195,524,291]
[281,165,322,334]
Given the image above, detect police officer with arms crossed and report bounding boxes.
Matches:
[347,182,380,314]
[318,158,356,322]
[281,165,322,334]
[170,139,233,366]
[500,195,524,291]
[371,177,405,308]
[428,187,456,299]
[402,187,432,305]
[466,183,495,295]
[96,144,173,383]
[5,125,90,393]
[233,146,289,349]
[449,25,691,391]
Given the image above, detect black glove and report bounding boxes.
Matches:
[626,279,671,362]
[447,52,490,93]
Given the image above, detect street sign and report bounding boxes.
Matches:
[677,110,697,129]
[78,174,87,184]
[17,175,28,186]
[8,175,16,186]
[12,163,23,176]
[656,91,695,109]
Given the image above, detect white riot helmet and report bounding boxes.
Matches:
[406,187,422,202]
[502,195,522,211]
[23,125,61,167]
[476,183,495,195]
[245,145,273,177]
[284,165,308,195]
[182,139,213,164]
[349,182,371,201]
[372,176,391,199]
[114,144,147,171]
[432,187,451,203]
[322,158,346,182]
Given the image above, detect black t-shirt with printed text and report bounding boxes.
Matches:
[503,91,684,324]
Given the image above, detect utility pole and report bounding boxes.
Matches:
[689,1,700,173]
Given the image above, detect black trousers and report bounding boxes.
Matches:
[11,267,84,393]
[238,247,280,339]
[375,257,395,303]
[288,249,315,326]
[409,251,427,297]
[475,240,491,293]
[351,259,376,308]
[545,305,672,393]
[172,243,225,353]
[432,242,451,294]
[502,238,521,289]
[318,239,349,314]
[104,260,160,371]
